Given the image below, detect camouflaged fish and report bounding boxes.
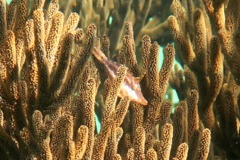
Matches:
[92,47,148,106]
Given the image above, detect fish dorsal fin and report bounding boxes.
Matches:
[135,74,144,82]
[92,47,108,63]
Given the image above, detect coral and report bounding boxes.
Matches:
[168,0,240,159]
[0,0,239,160]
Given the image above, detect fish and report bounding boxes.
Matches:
[92,47,148,106]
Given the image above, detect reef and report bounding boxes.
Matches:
[0,0,239,159]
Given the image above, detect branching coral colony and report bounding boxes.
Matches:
[0,0,239,159]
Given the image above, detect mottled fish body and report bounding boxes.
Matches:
[92,47,148,106]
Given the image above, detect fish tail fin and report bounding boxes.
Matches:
[92,47,108,63]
